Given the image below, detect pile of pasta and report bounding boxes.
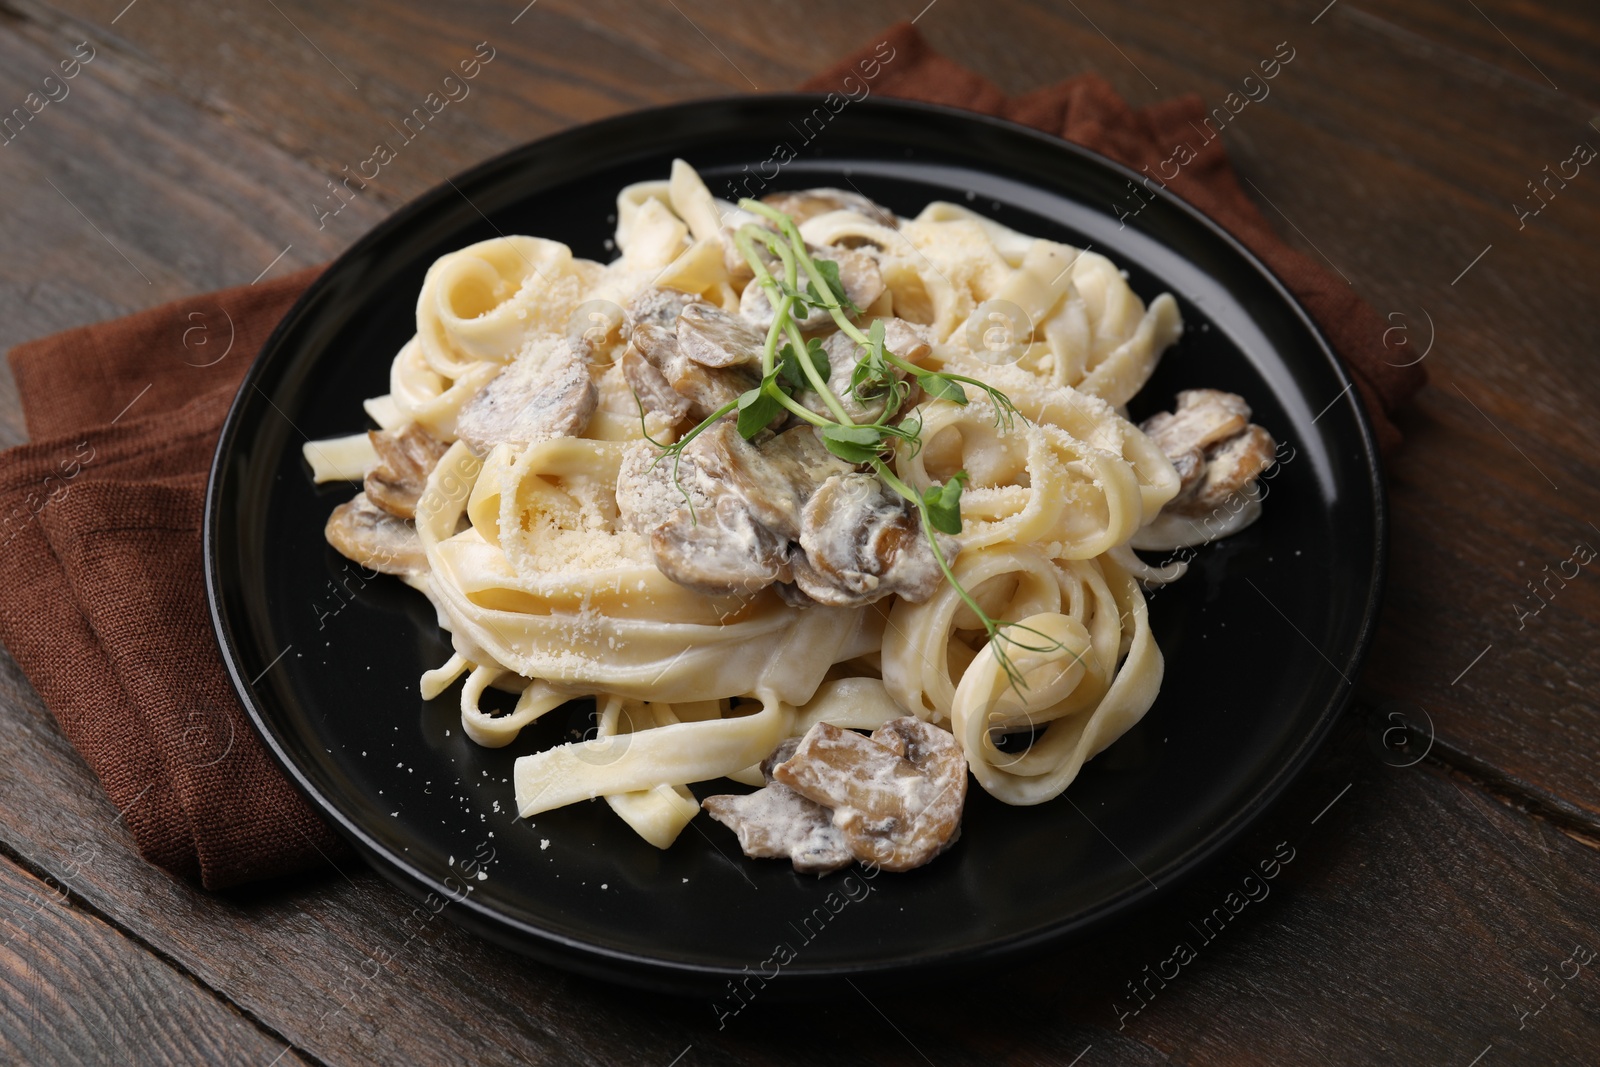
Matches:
[314,162,1188,849]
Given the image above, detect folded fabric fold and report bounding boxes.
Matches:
[0,268,348,889]
[0,25,1420,890]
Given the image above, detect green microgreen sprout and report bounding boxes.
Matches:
[645,197,1061,694]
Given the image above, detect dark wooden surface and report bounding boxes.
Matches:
[2,0,1598,1063]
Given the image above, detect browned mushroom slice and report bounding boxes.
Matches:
[649,494,790,596]
[693,423,852,539]
[702,785,853,875]
[761,737,802,781]
[364,423,449,520]
[325,491,427,576]
[615,437,715,538]
[624,286,703,334]
[618,437,784,594]
[631,322,758,422]
[740,247,885,331]
[1184,423,1277,516]
[1139,389,1250,497]
[760,189,897,228]
[793,473,954,608]
[1139,389,1277,518]
[676,303,766,369]
[773,718,967,873]
[456,337,597,454]
[621,343,693,425]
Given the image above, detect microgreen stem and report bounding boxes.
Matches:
[873,459,1070,693]
[742,199,873,347]
[738,222,854,425]
[667,199,1050,700]
[774,391,832,427]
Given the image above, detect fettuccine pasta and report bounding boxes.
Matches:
[312,161,1277,868]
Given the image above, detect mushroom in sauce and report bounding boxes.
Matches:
[630,321,758,422]
[692,423,851,540]
[774,718,966,872]
[616,433,789,597]
[740,246,886,331]
[363,423,449,520]
[792,473,955,607]
[455,336,597,455]
[675,302,766,369]
[1139,389,1276,517]
[624,285,703,334]
[621,343,692,426]
[702,782,853,875]
[325,491,427,576]
[648,494,791,597]
[706,717,967,874]
[760,189,897,228]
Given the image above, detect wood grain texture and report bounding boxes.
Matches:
[0,0,1597,1063]
[0,847,310,1066]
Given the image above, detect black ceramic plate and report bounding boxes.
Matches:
[206,96,1384,994]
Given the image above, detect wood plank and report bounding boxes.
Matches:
[0,3,381,449]
[1340,0,1600,107]
[0,847,310,1066]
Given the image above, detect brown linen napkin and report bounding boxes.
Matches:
[0,26,1422,891]
[0,267,351,889]
[803,22,1426,453]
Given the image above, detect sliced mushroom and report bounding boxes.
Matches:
[455,336,597,454]
[615,438,716,538]
[616,434,790,597]
[702,784,854,875]
[624,286,703,334]
[761,189,897,228]
[1139,389,1250,498]
[1186,423,1276,516]
[793,473,955,607]
[1139,389,1276,518]
[740,246,885,331]
[693,423,852,539]
[325,491,426,576]
[621,343,693,426]
[879,318,933,366]
[772,717,966,873]
[364,423,449,520]
[616,417,850,596]
[649,493,791,596]
[676,303,766,369]
[762,737,802,780]
[632,321,758,421]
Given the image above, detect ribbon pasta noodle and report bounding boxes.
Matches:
[313,160,1277,869]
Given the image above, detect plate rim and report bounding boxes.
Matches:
[204,92,1388,988]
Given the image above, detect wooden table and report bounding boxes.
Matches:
[3,0,1597,1063]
